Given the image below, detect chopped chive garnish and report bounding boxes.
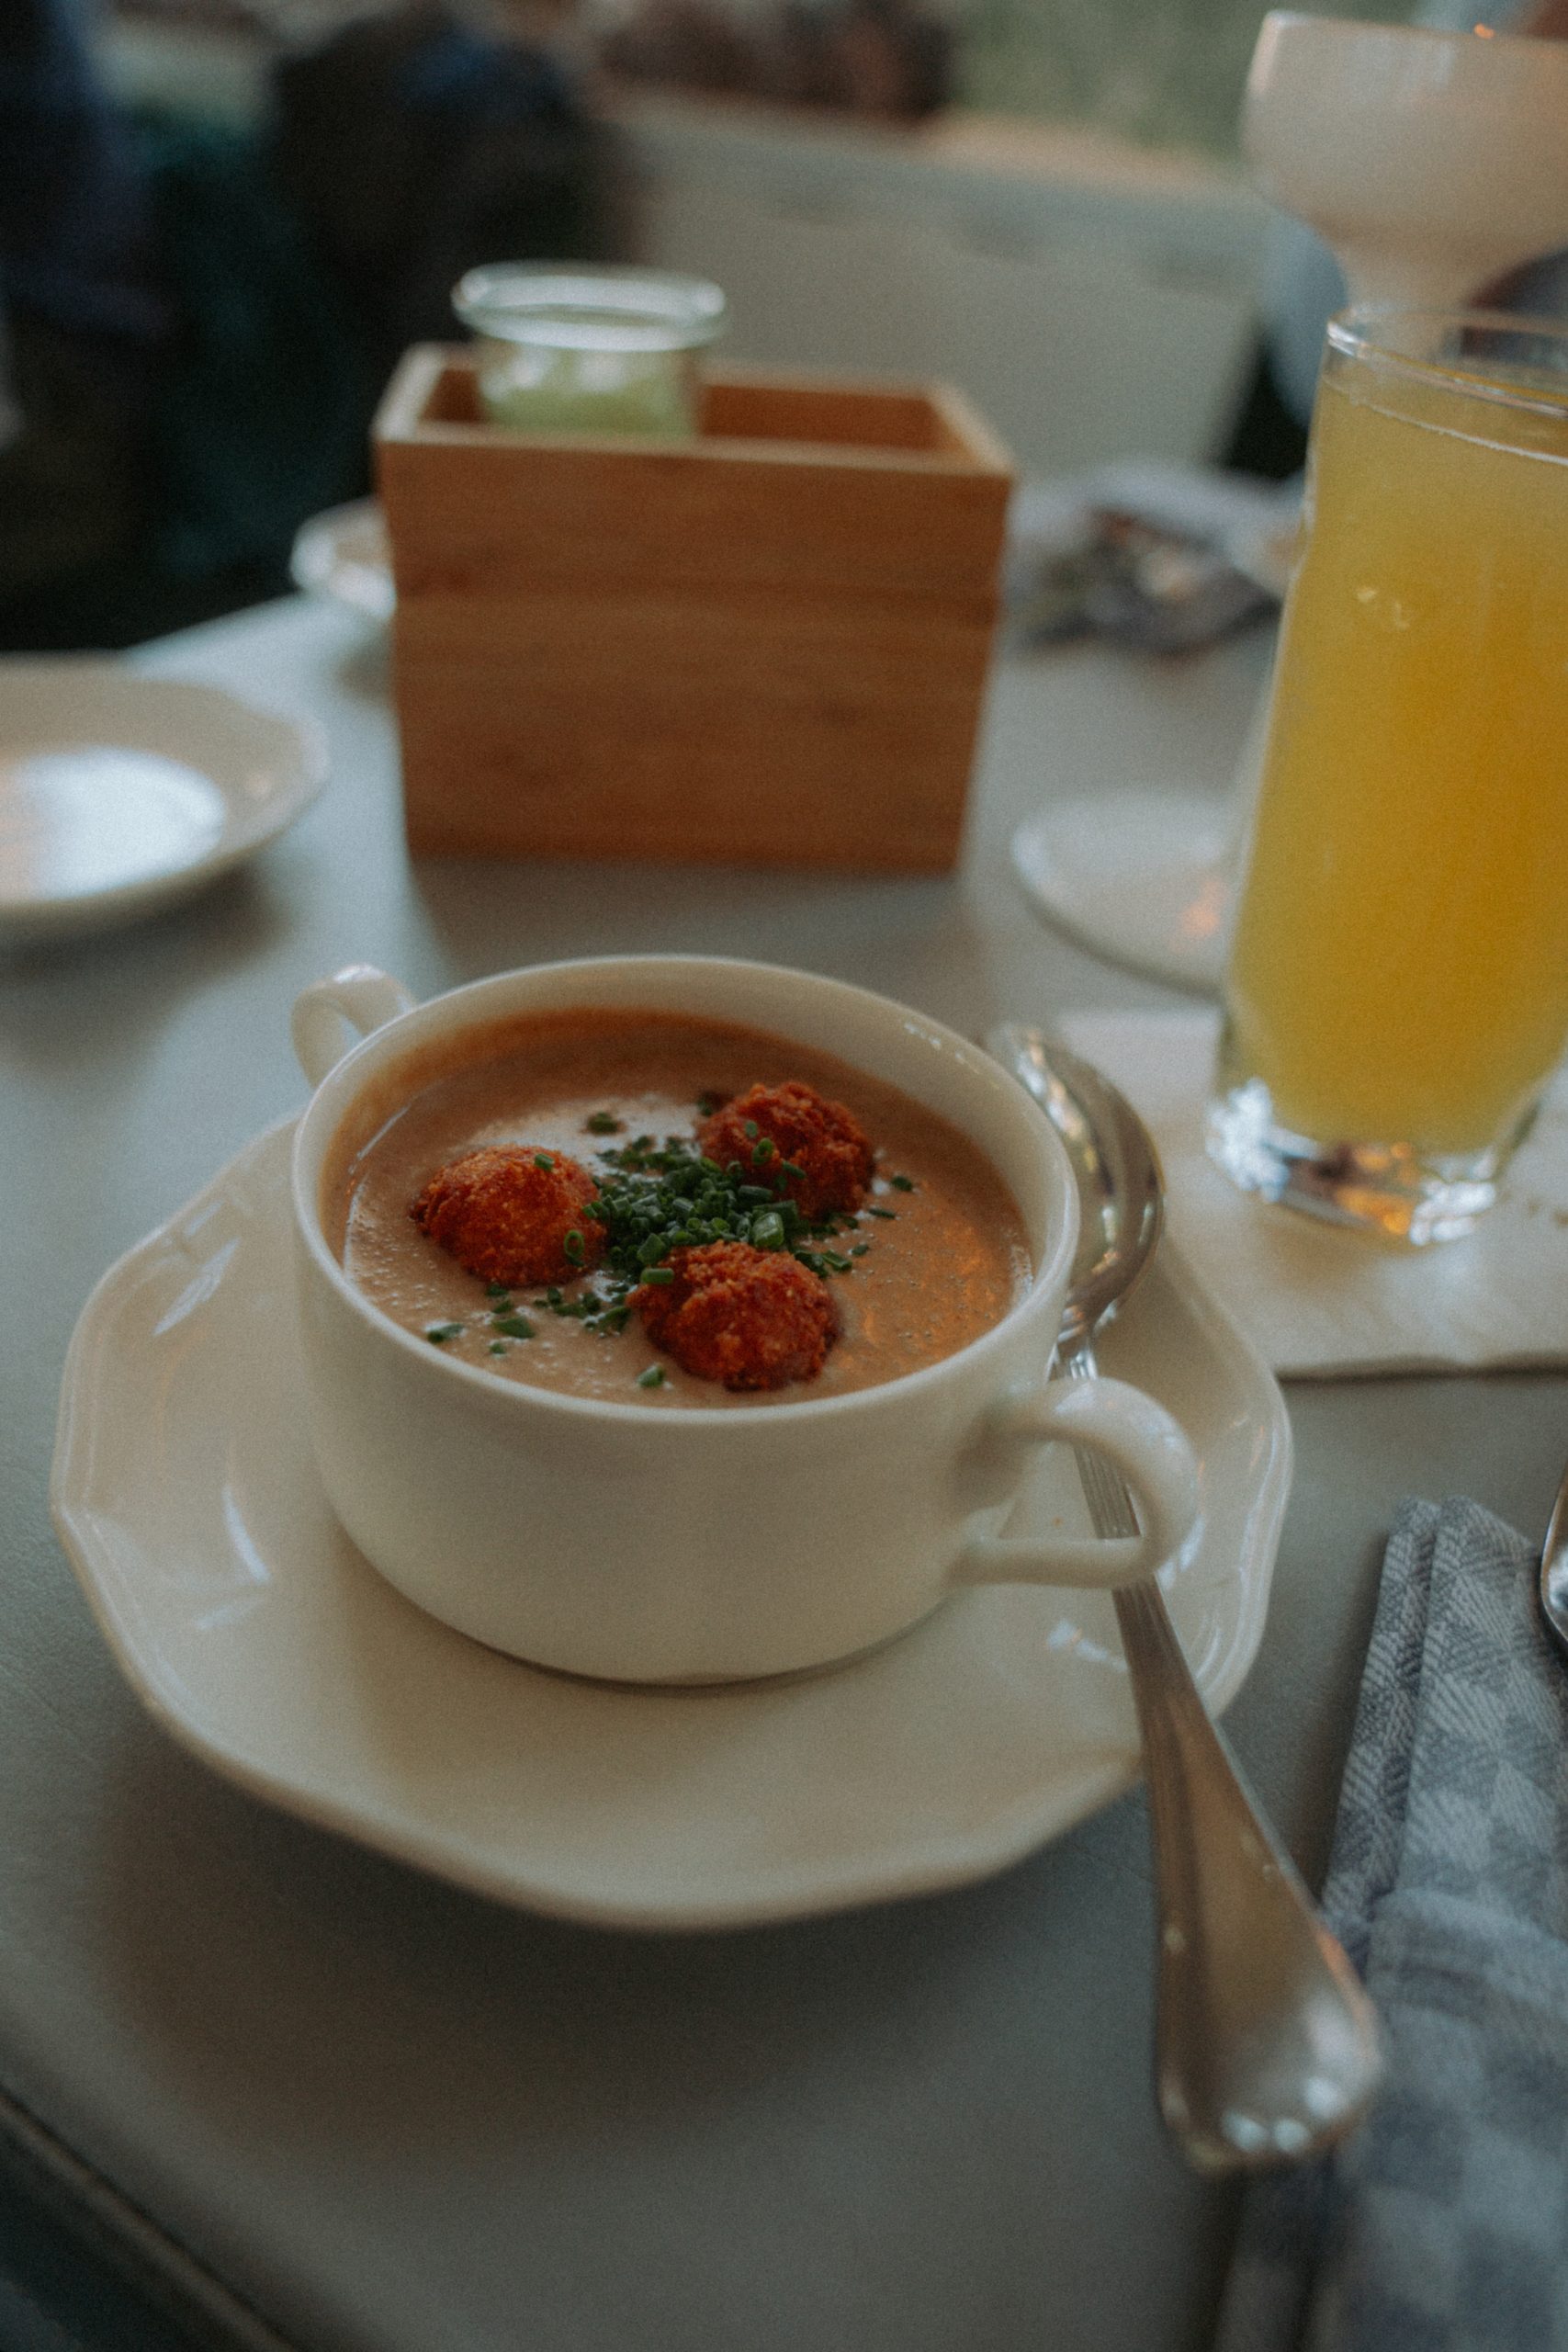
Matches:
[865,1205,896,1220]
[851,1243,870,1257]
[637,1363,666,1388]
[491,1313,536,1340]
[424,1321,465,1344]
[489,1340,508,1355]
[889,1174,916,1192]
[742,1119,760,1139]
[517,1113,894,1357]
[585,1111,621,1135]
[533,1152,555,1171]
[484,1281,512,1301]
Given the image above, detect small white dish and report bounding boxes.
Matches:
[51,1119,1291,1930]
[1010,660,1275,999]
[1011,791,1234,998]
[0,662,326,944]
[289,500,394,626]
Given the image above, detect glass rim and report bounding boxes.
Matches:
[453,264,728,352]
[1327,306,1568,422]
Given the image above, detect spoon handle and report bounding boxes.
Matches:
[1060,1344,1382,2172]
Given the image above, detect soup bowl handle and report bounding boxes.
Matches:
[292,966,417,1089]
[954,1377,1200,1592]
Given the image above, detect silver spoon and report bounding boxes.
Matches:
[1539,1463,1568,1662]
[987,1021,1383,2175]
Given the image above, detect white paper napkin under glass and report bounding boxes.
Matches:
[1059,1009,1568,1380]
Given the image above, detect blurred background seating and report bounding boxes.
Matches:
[2,0,609,650]
[4,0,1361,652]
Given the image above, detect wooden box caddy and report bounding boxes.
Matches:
[373,349,1014,872]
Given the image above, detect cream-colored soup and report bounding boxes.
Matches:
[329,1011,1031,1406]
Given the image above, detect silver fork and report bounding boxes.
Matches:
[1538,1462,1568,1660]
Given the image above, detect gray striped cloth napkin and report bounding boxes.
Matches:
[1215,1494,1568,2352]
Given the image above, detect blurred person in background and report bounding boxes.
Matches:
[0,0,165,634]
[0,0,607,650]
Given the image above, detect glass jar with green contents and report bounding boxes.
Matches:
[452,264,727,438]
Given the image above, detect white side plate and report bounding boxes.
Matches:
[51,1120,1291,1931]
[0,662,326,944]
[289,500,394,626]
[1011,791,1234,997]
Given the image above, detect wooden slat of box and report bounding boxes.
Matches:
[374,349,1014,871]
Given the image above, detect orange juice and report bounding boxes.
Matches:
[1223,346,1568,1157]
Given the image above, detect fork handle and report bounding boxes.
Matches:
[1059,1342,1382,2173]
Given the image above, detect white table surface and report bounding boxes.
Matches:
[4,596,1565,2352]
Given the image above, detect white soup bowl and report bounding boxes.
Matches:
[289,956,1201,1683]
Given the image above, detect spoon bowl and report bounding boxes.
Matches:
[995,1025,1163,1351]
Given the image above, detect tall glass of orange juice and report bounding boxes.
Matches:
[1208,311,1568,1243]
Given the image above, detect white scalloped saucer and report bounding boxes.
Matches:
[51,1119,1290,1930]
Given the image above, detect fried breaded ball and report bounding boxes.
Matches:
[696,1080,874,1220]
[411,1146,606,1288]
[635,1241,838,1391]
